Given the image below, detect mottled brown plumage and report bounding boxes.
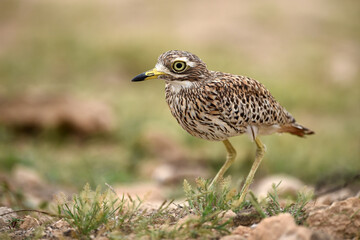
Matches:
[132,50,314,205]
[157,50,313,140]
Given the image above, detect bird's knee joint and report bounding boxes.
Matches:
[229,155,236,163]
[262,144,267,152]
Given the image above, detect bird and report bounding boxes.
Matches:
[132,50,314,206]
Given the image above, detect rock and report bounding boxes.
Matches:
[12,165,58,206]
[151,164,175,183]
[221,235,246,240]
[249,213,312,240]
[231,225,252,238]
[314,173,360,204]
[52,219,71,230]
[19,215,40,230]
[223,210,237,221]
[315,188,354,205]
[151,163,209,185]
[114,183,166,202]
[142,131,189,164]
[0,218,6,229]
[141,131,210,184]
[177,214,199,226]
[233,207,262,226]
[95,237,110,240]
[46,219,75,239]
[0,207,17,229]
[0,94,114,136]
[308,231,334,240]
[63,229,77,238]
[307,197,360,239]
[252,175,312,200]
[13,165,43,187]
[217,210,237,226]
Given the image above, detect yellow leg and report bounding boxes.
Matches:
[210,139,236,187]
[233,137,266,207]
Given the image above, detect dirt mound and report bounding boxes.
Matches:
[0,94,114,136]
[307,197,360,239]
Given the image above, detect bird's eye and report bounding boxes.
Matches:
[172,61,187,73]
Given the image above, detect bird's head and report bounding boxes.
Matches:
[131,50,211,83]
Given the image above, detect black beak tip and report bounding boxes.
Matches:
[131,72,147,82]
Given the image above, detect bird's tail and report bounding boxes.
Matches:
[279,123,315,137]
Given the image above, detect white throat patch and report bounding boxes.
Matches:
[168,80,194,93]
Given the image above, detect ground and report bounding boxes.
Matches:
[0,167,359,239]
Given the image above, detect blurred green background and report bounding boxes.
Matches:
[0,0,359,190]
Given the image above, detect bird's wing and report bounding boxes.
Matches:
[204,74,296,128]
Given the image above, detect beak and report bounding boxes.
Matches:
[131,68,166,82]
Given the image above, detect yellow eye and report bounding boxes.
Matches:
[172,61,187,73]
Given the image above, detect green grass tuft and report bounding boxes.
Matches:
[183,177,238,214]
[56,183,120,237]
[249,182,312,225]
[55,182,235,239]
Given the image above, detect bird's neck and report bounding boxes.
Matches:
[166,80,199,94]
